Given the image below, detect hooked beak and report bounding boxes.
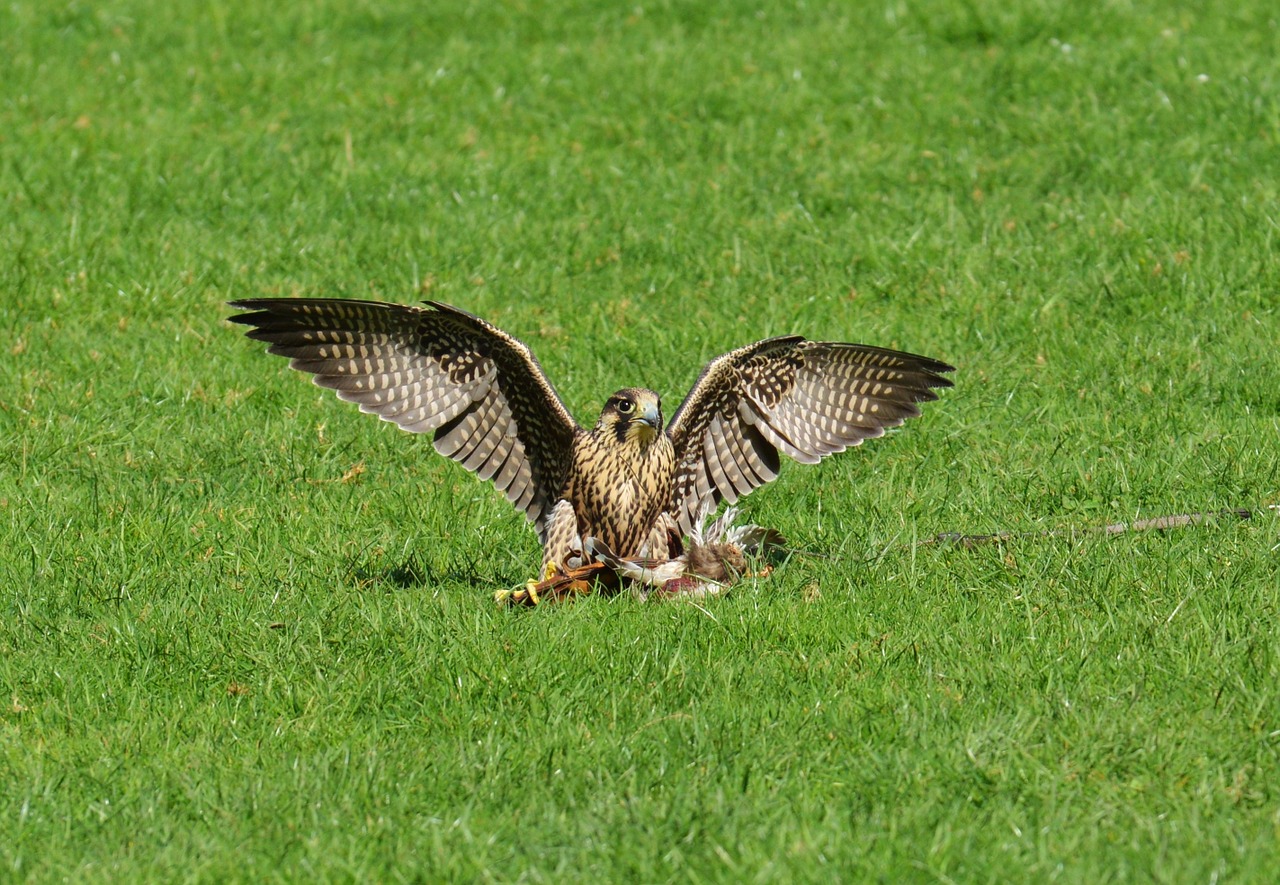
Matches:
[638,402,660,430]
[627,401,661,445]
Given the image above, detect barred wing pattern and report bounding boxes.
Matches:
[228,299,579,540]
[665,337,955,535]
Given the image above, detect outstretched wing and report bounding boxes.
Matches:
[228,298,580,540]
[665,336,954,535]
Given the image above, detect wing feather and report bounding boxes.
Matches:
[724,415,778,490]
[704,419,742,503]
[476,432,516,483]
[710,416,753,500]
[666,337,953,534]
[228,298,580,539]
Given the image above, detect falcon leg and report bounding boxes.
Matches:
[542,499,585,574]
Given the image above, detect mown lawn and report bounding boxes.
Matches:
[2,0,1277,880]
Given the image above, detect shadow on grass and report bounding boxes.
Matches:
[345,553,521,590]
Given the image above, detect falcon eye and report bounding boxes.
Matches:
[616,399,635,415]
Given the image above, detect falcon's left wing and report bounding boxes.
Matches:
[664,337,954,535]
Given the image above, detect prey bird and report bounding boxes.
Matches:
[228,298,953,575]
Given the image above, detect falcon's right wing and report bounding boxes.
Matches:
[228,298,580,541]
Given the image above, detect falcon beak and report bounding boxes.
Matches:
[639,402,660,430]
[629,402,661,444]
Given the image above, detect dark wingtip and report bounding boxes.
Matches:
[908,353,956,378]
[422,299,486,325]
[226,302,262,327]
[226,299,287,329]
[906,354,955,390]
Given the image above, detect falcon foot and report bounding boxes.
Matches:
[496,561,622,606]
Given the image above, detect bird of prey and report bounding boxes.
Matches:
[228,298,953,574]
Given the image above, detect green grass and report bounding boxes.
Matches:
[2,0,1278,880]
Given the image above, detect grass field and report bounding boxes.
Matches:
[2,0,1278,880]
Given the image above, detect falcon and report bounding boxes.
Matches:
[227,298,953,573]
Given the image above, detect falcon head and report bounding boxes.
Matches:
[597,388,663,447]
